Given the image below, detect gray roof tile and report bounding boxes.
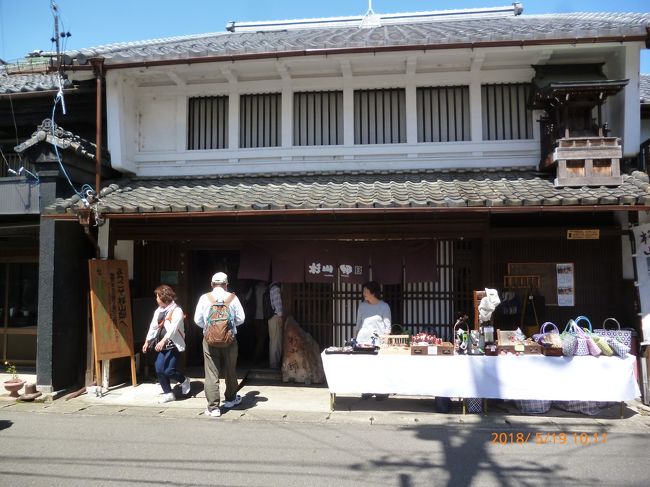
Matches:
[0,73,72,94]
[45,168,650,216]
[65,13,650,66]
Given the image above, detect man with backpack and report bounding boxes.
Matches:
[193,272,245,418]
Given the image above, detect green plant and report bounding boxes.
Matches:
[4,361,18,381]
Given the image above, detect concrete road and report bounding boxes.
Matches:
[1,407,649,486]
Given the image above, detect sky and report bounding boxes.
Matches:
[0,0,648,71]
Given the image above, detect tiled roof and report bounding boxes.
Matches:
[68,13,650,65]
[641,74,650,104]
[45,168,650,216]
[0,72,71,94]
[14,119,103,162]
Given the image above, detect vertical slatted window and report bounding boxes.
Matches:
[187,96,228,150]
[239,93,281,148]
[293,91,343,146]
[481,83,533,140]
[417,86,470,142]
[354,88,406,144]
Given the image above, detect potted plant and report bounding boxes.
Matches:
[3,361,25,397]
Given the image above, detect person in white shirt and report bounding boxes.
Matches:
[354,280,391,401]
[143,284,190,404]
[194,272,245,418]
[354,281,391,345]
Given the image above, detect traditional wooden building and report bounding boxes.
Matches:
[0,70,107,371]
[9,6,650,391]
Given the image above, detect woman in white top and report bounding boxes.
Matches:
[355,281,392,345]
[354,281,392,401]
[143,284,191,403]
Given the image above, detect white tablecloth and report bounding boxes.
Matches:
[321,352,641,401]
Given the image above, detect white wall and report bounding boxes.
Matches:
[105,42,644,177]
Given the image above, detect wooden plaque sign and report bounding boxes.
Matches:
[88,259,137,387]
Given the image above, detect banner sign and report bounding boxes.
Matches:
[633,223,650,286]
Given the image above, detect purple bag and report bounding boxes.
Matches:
[574,316,601,357]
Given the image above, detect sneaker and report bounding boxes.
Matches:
[223,395,242,408]
[204,408,221,418]
[180,377,191,396]
[158,392,175,404]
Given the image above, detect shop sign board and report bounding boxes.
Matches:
[88,259,137,387]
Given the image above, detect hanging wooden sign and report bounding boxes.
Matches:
[567,229,600,240]
[88,259,137,387]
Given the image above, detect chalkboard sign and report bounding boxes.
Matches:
[88,259,137,386]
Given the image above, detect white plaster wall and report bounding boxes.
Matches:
[104,42,645,177]
[137,96,177,152]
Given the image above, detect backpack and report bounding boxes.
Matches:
[204,293,236,347]
[262,285,275,320]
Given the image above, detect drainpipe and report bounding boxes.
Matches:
[89,57,105,196]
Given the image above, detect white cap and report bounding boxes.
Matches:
[211,272,228,284]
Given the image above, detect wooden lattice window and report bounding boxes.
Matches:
[354,88,406,144]
[240,93,281,148]
[187,96,228,150]
[293,91,343,146]
[481,83,533,140]
[417,86,470,142]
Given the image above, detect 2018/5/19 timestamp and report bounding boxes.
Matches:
[490,432,607,445]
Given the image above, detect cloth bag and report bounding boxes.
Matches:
[605,335,630,358]
[532,322,562,349]
[588,331,614,356]
[552,400,615,416]
[594,318,633,348]
[560,320,579,356]
[514,399,551,414]
[574,316,601,357]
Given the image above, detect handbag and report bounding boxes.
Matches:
[574,316,600,357]
[594,318,633,348]
[532,322,562,349]
[147,325,166,353]
[560,320,579,356]
[146,306,175,353]
[605,336,630,358]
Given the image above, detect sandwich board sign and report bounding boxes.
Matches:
[88,259,137,387]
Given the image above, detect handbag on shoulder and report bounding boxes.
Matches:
[147,306,175,353]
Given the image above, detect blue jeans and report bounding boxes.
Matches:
[155,347,185,394]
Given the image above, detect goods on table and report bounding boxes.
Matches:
[497,329,541,355]
[379,335,410,355]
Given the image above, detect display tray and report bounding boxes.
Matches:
[497,343,542,355]
[379,346,411,355]
[541,346,563,356]
[324,346,379,354]
[352,345,379,354]
[410,343,454,356]
[324,346,354,354]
